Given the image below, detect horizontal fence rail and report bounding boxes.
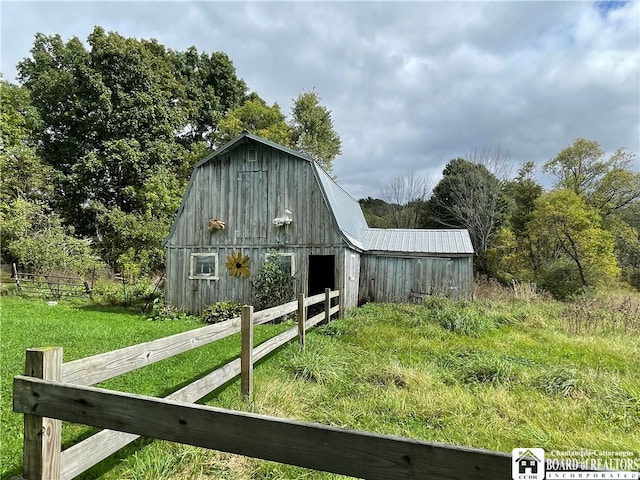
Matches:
[14,289,341,480]
[14,375,512,480]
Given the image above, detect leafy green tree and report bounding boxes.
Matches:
[2,198,103,275]
[0,79,52,203]
[216,94,292,146]
[544,138,639,291]
[0,79,58,267]
[427,158,506,271]
[172,47,247,147]
[290,89,341,173]
[489,162,543,279]
[92,164,186,274]
[543,138,640,218]
[528,190,619,296]
[17,27,249,273]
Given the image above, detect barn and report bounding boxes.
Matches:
[163,133,474,314]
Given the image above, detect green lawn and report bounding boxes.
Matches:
[2,293,639,480]
[0,296,289,479]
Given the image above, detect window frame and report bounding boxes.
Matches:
[189,253,219,280]
[267,252,296,276]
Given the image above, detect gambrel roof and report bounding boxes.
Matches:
[165,132,474,256]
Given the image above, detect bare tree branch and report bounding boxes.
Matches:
[465,145,512,181]
[380,172,433,228]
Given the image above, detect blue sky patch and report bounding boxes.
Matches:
[595,1,630,17]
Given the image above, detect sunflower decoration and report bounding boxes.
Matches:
[225,251,250,278]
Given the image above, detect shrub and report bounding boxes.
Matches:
[252,251,295,310]
[147,296,191,321]
[202,301,242,324]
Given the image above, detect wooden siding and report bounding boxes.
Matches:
[163,142,361,314]
[167,246,358,314]
[343,250,361,310]
[166,143,344,248]
[165,142,359,314]
[359,255,473,303]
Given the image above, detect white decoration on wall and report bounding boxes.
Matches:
[272,209,293,227]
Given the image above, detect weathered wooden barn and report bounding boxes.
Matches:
[164,133,474,314]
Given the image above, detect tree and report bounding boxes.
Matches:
[528,190,619,296]
[380,172,432,228]
[0,79,53,202]
[487,162,543,280]
[216,94,292,146]
[427,158,506,270]
[544,138,640,292]
[17,27,249,272]
[465,144,512,181]
[0,79,56,265]
[2,198,103,275]
[92,164,185,274]
[290,89,341,173]
[359,197,393,228]
[543,138,640,217]
[172,47,247,147]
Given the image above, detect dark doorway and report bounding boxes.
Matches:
[308,255,335,296]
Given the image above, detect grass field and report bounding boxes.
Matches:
[2,289,639,479]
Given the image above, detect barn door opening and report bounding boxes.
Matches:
[308,255,335,296]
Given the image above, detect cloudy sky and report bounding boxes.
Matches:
[2,1,638,199]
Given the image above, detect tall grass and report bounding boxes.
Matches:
[2,285,639,479]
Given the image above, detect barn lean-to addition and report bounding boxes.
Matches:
[164,133,474,314]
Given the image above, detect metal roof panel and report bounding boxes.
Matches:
[363,229,474,255]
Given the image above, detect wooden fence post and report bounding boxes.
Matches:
[297,293,306,349]
[240,305,254,401]
[23,347,63,480]
[324,288,331,324]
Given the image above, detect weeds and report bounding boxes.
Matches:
[563,294,640,334]
[473,275,550,303]
[422,297,515,336]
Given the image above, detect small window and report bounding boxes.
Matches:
[267,252,295,276]
[190,253,219,280]
[247,149,257,162]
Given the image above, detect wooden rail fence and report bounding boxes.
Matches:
[12,288,512,480]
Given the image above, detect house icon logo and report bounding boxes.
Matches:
[512,448,545,480]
